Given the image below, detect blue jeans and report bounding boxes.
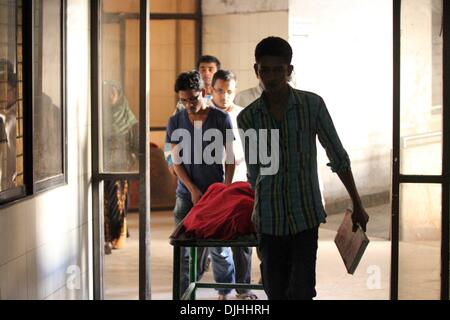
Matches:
[173,197,235,295]
[210,246,235,295]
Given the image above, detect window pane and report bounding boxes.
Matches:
[150,0,196,14]
[100,0,139,173]
[399,183,441,299]
[1,0,23,192]
[400,0,442,175]
[33,0,63,182]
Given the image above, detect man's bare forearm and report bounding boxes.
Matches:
[337,169,369,231]
[224,142,235,185]
[224,163,235,185]
[337,169,362,207]
[171,143,199,194]
[173,164,198,194]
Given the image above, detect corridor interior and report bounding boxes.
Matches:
[103,0,442,301]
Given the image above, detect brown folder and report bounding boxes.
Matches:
[334,209,369,274]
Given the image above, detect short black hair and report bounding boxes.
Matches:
[212,69,236,87]
[255,37,293,65]
[196,55,221,70]
[0,58,17,88]
[174,70,205,93]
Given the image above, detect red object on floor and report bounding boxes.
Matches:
[128,180,139,211]
[183,182,256,240]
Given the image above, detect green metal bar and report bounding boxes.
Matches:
[189,247,198,300]
[180,282,264,300]
[171,239,258,247]
[172,245,181,300]
[195,283,264,290]
[170,232,261,300]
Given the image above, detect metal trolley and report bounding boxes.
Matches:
[169,222,264,300]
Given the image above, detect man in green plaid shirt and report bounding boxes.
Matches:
[237,37,369,300]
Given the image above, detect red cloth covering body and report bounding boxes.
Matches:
[183,182,256,240]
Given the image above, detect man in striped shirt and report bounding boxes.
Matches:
[237,37,369,300]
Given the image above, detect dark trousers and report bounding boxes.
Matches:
[231,247,253,294]
[259,227,319,300]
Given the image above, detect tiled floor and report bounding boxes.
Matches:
[104,203,397,300]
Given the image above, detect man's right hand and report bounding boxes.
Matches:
[191,188,203,205]
[351,204,369,232]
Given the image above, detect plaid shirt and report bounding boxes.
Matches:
[237,87,351,236]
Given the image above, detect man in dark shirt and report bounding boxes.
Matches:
[166,70,236,299]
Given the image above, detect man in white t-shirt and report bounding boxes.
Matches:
[233,82,263,109]
[211,69,257,299]
[234,70,298,108]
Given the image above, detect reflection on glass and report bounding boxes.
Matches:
[1,0,23,192]
[33,0,63,182]
[102,81,139,173]
[400,0,442,175]
[399,183,441,300]
[101,0,139,174]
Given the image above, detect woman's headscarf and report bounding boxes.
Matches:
[103,80,138,136]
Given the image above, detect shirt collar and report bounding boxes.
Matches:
[257,85,299,115]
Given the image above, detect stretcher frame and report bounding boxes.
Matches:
[169,222,264,300]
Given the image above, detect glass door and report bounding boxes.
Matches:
[92,0,150,300]
[392,0,449,300]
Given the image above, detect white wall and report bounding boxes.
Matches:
[0,0,92,300]
[202,0,289,96]
[289,0,393,205]
[202,0,288,15]
[202,0,392,207]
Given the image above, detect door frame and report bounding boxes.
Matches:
[391,0,450,300]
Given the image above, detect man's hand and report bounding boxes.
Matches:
[351,204,369,232]
[190,188,203,205]
[337,170,369,233]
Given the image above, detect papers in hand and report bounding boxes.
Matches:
[334,209,369,274]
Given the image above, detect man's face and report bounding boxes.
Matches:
[254,56,293,93]
[198,62,218,87]
[178,89,204,115]
[212,79,236,110]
